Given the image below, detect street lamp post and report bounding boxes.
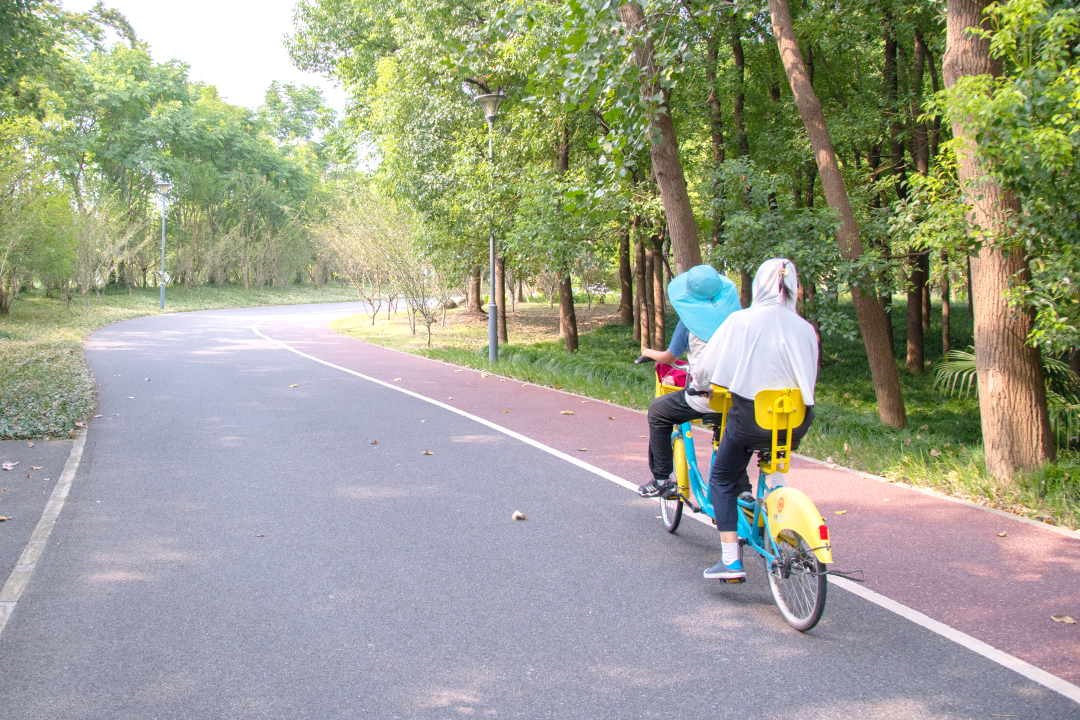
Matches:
[156,180,172,310]
[475,92,504,363]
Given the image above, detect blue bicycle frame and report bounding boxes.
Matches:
[669,420,780,566]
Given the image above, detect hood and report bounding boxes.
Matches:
[751,258,799,310]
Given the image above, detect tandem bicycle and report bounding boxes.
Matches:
[652,362,840,631]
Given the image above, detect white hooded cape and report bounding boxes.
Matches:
[691,259,818,406]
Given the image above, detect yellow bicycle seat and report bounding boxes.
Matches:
[708,385,732,438]
[754,388,806,474]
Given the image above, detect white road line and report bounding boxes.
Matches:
[255,320,1080,706]
[0,429,87,643]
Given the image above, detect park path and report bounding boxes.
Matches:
[257,313,1080,690]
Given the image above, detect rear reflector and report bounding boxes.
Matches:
[819,524,829,541]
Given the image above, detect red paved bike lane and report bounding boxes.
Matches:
[258,317,1080,690]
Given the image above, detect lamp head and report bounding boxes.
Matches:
[156,180,173,194]
[475,93,504,125]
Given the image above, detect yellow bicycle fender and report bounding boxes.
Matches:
[764,487,833,564]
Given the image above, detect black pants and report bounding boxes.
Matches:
[708,394,813,532]
[647,390,721,480]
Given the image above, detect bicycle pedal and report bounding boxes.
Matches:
[721,577,746,584]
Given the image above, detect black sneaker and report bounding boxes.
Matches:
[638,478,676,498]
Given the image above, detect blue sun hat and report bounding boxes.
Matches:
[667,265,740,340]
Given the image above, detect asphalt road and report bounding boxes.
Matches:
[0,303,1077,719]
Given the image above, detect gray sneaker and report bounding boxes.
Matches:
[703,558,746,582]
[637,478,675,498]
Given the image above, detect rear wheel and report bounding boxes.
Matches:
[765,530,827,631]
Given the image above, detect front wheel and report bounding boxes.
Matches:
[765,530,827,631]
[660,492,683,532]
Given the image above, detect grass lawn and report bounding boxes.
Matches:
[333,297,1079,530]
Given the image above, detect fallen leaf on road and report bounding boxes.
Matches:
[455,369,464,373]
[370,440,378,445]
[0,516,9,522]
[94,415,102,418]
[289,384,298,388]
[26,441,33,448]
[576,448,587,452]
[997,531,1007,537]
[255,534,265,538]
[448,397,454,400]
[126,396,134,399]
[882,498,891,502]
[504,410,510,413]
[394,377,402,381]
[608,416,615,420]
[560,411,574,415]
[581,400,590,404]
[144,378,149,382]
[1051,615,1076,624]
[31,466,42,470]
[512,511,526,521]
[481,373,489,378]
[834,510,848,515]
[2,462,18,471]
[422,450,433,455]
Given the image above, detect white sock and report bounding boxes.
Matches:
[721,542,740,566]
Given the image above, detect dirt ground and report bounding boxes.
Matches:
[331,299,628,353]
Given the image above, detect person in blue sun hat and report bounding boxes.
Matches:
[636,264,741,499]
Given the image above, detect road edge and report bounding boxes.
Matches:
[0,429,86,643]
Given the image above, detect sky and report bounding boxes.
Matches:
[61,0,349,114]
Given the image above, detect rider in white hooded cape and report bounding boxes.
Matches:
[690,258,819,581]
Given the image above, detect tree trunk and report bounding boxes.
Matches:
[908,23,933,372]
[652,231,666,349]
[495,255,507,343]
[941,249,951,356]
[468,267,483,313]
[767,0,907,427]
[706,29,725,246]
[731,14,754,312]
[731,14,750,159]
[559,271,578,353]
[643,241,655,349]
[620,2,701,274]
[943,0,1054,477]
[739,267,752,309]
[906,254,926,372]
[618,225,634,324]
[634,237,645,344]
[554,118,579,351]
